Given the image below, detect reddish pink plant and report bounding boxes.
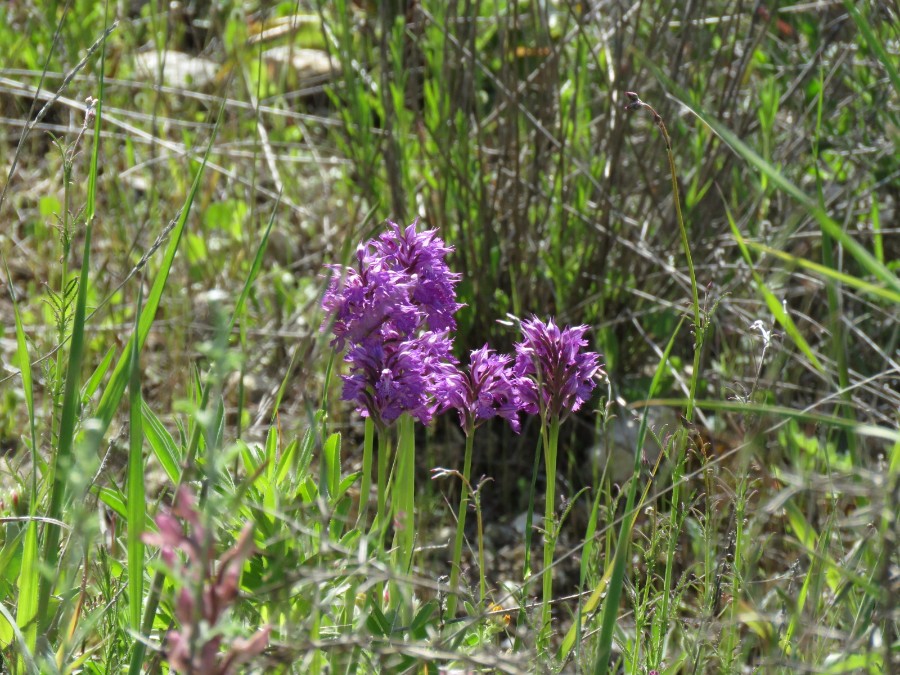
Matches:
[143,487,270,674]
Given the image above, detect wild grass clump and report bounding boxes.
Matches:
[0,1,898,673]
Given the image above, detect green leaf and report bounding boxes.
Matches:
[94,485,128,521]
[39,219,93,622]
[643,57,900,299]
[94,102,224,438]
[142,400,182,484]
[743,240,900,305]
[0,601,38,674]
[127,285,145,633]
[5,262,40,663]
[82,345,116,401]
[322,432,342,500]
[725,202,826,373]
[842,0,900,95]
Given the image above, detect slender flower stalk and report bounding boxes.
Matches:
[540,416,561,637]
[356,417,375,528]
[446,423,475,618]
[436,345,522,618]
[513,317,603,639]
[623,92,702,669]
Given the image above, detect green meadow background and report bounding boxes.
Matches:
[0,1,897,672]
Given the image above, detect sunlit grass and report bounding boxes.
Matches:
[0,1,897,672]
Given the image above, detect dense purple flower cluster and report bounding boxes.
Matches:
[323,221,603,428]
[436,345,523,434]
[369,220,462,332]
[322,220,461,427]
[513,316,603,421]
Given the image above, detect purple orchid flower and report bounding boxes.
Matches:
[370,220,463,332]
[513,316,604,421]
[437,344,523,434]
[322,220,462,427]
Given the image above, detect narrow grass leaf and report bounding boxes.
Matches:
[824,652,883,674]
[142,400,182,484]
[94,485,129,521]
[274,438,299,487]
[6,263,40,667]
[0,601,38,675]
[38,214,93,623]
[725,202,826,373]
[37,21,112,616]
[842,0,900,95]
[228,191,279,332]
[644,58,900,298]
[322,432,342,500]
[591,319,683,673]
[743,240,900,305]
[94,99,225,436]
[127,285,145,633]
[638,399,900,444]
[82,345,116,401]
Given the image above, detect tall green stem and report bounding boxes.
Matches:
[625,93,703,667]
[357,417,375,528]
[375,426,390,544]
[656,114,703,666]
[541,416,561,636]
[391,415,416,619]
[446,423,475,618]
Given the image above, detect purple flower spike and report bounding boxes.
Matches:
[342,332,456,427]
[437,345,523,434]
[321,247,418,351]
[322,219,463,428]
[514,316,604,421]
[371,220,463,332]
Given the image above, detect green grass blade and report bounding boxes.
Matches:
[0,601,38,675]
[638,399,900,444]
[643,58,900,298]
[37,221,93,624]
[37,1,112,625]
[82,345,116,401]
[6,262,40,667]
[129,381,212,675]
[94,485,129,520]
[842,0,900,95]
[16,522,40,671]
[36,4,115,619]
[742,240,900,305]
[725,202,826,373]
[142,400,182,484]
[127,285,145,633]
[592,319,683,673]
[94,98,225,436]
[228,191,279,333]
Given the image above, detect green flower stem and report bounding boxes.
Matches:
[541,415,561,634]
[357,417,375,528]
[370,424,391,608]
[624,94,704,669]
[446,421,476,618]
[391,415,415,620]
[375,425,390,543]
[474,484,487,607]
[655,115,703,666]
